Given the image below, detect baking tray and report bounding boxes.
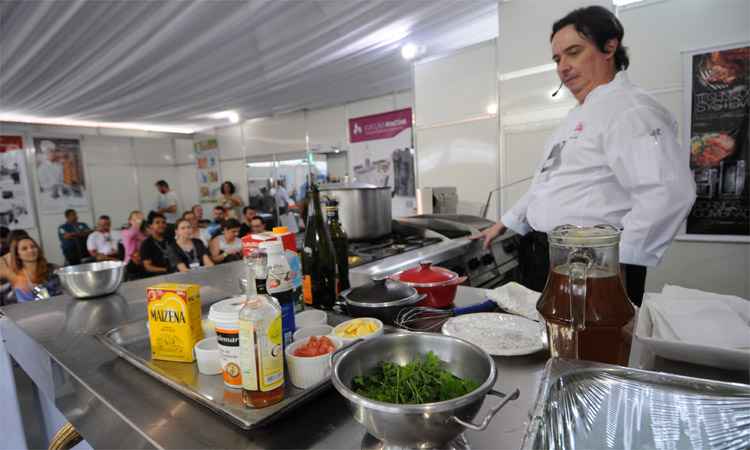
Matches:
[522,358,750,450]
[97,309,362,430]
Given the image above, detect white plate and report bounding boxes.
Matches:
[442,313,546,356]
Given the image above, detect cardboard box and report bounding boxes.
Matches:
[147,283,204,362]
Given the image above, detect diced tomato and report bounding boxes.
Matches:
[293,335,337,357]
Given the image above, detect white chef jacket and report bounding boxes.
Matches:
[501,71,696,267]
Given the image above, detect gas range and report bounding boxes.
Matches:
[348,215,519,289]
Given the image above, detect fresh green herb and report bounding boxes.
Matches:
[351,352,480,404]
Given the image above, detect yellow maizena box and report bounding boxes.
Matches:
[147,283,204,362]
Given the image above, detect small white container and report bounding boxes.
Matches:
[293,325,334,342]
[194,336,222,375]
[295,309,327,329]
[333,318,384,344]
[208,297,246,388]
[285,335,342,389]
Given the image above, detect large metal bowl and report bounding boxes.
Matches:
[331,333,519,448]
[55,261,126,299]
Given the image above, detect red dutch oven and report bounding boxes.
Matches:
[390,261,467,308]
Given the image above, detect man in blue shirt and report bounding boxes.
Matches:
[58,209,91,265]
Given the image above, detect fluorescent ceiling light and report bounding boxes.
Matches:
[498,63,556,81]
[612,0,644,5]
[0,113,194,134]
[209,110,240,124]
[401,43,419,60]
[486,103,498,115]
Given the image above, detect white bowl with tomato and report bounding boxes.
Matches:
[285,335,343,389]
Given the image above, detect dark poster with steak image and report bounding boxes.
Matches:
[687,45,750,236]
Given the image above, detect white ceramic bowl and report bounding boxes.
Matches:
[295,309,328,329]
[293,325,334,342]
[332,318,384,344]
[194,336,222,375]
[285,335,342,389]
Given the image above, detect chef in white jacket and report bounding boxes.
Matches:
[474,6,695,306]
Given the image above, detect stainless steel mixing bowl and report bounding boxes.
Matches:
[331,333,519,448]
[55,261,126,299]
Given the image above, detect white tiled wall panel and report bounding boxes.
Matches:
[81,136,134,165]
[216,126,244,160]
[87,164,140,227]
[416,118,497,219]
[415,41,496,127]
[132,137,175,166]
[174,138,195,165]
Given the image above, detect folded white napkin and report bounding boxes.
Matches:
[487,282,542,322]
[645,286,750,349]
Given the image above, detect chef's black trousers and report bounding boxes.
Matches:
[518,231,647,307]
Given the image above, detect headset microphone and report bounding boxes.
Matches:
[551,81,564,97]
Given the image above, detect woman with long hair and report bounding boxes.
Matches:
[9,236,61,302]
[170,219,214,272]
[219,181,243,219]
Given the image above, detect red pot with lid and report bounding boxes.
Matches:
[389,261,467,308]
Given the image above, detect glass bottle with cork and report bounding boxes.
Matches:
[239,254,285,408]
[301,179,337,309]
[325,198,350,293]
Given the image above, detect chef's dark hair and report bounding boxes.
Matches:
[551,6,629,71]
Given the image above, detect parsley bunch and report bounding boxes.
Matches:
[351,352,480,404]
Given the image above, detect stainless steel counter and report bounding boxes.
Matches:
[0,262,548,450]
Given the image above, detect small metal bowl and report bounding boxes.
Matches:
[56,261,126,299]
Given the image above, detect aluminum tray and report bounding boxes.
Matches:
[97,310,363,430]
[522,358,750,450]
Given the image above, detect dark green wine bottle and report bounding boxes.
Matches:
[325,200,350,293]
[301,182,337,309]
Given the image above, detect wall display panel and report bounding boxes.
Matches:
[0,135,36,229]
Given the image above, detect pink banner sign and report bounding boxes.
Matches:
[349,108,412,143]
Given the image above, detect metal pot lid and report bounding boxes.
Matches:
[395,261,457,284]
[342,278,419,307]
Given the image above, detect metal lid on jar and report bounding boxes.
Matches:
[548,224,621,247]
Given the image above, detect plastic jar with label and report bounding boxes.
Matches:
[208,297,246,389]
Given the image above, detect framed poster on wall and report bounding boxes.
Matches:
[0,135,36,229]
[32,137,90,214]
[681,42,750,242]
[194,137,222,204]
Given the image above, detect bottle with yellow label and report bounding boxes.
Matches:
[239,259,285,408]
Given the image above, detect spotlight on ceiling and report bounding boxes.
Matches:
[211,110,240,124]
[401,43,419,60]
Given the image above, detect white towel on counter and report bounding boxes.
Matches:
[646,285,750,350]
[487,282,543,322]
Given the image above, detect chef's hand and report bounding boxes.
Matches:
[470,221,507,250]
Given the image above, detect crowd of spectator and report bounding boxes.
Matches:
[0,179,269,305]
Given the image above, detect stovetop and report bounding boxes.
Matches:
[349,222,444,267]
[361,433,470,450]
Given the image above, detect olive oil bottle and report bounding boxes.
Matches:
[325,199,350,293]
[301,182,337,309]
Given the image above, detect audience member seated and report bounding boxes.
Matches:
[238,206,257,238]
[58,209,91,265]
[191,204,204,222]
[250,216,266,235]
[6,236,61,303]
[209,219,243,264]
[170,219,214,272]
[87,215,120,261]
[140,213,174,276]
[121,210,147,280]
[207,205,227,238]
[0,229,30,305]
[182,211,208,245]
